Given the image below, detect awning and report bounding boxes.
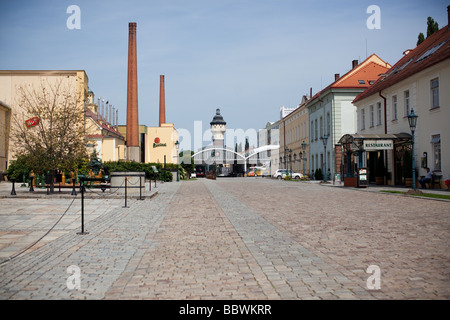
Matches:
[338,133,412,151]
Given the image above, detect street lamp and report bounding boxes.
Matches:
[407,109,418,190]
[320,135,328,182]
[285,147,292,174]
[301,141,307,176]
[175,140,180,182]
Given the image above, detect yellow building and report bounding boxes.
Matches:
[0,70,89,166]
[118,123,179,164]
[85,89,126,161]
[0,70,125,168]
[279,95,310,175]
[0,100,11,178]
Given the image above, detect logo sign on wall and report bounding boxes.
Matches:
[25,117,40,128]
[153,137,167,148]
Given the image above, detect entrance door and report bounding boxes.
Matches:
[368,151,377,183]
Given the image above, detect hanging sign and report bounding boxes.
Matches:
[25,117,40,128]
[363,140,393,150]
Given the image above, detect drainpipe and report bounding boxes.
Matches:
[379,91,389,184]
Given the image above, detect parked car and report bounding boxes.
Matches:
[272,169,304,180]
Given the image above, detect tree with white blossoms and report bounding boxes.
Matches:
[11,77,87,176]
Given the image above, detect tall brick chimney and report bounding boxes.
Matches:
[159,75,166,127]
[126,22,140,162]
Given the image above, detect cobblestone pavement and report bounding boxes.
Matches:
[0,178,449,300]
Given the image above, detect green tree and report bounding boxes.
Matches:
[180,150,195,179]
[10,78,87,175]
[417,16,439,45]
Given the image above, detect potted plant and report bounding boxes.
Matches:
[375,154,385,185]
[403,150,413,187]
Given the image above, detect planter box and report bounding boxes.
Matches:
[344,177,357,187]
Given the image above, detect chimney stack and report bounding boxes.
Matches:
[334,73,340,81]
[159,75,166,127]
[352,60,359,69]
[447,5,449,30]
[126,22,140,161]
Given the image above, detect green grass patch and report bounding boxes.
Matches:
[380,190,450,200]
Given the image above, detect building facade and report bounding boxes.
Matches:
[306,54,391,180]
[0,101,11,178]
[278,95,310,175]
[0,70,89,166]
[353,19,450,187]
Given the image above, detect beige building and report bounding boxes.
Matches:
[352,19,450,187]
[279,95,310,175]
[85,89,126,162]
[0,70,126,168]
[118,123,179,164]
[0,70,89,165]
[0,101,11,177]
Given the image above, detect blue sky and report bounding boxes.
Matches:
[0,0,448,146]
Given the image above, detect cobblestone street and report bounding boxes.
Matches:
[0,178,449,300]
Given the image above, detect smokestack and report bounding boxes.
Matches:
[159,75,166,127]
[310,87,312,98]
[126,22,140,161]
[334,74,340,81]
[352,59,359,69]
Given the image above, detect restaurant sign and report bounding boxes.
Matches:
[363,140,393,150]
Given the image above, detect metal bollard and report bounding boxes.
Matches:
[77,184,89,235]
[123,177,129,208]
[10,179,16,196]
[71,178,77,196]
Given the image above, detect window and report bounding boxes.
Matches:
[327,112,330,136]
[431,78,439,109]
[315,119,318,141]
[404,90,410,116]
[311,121,314,142]
[361,108,366,130]
[370,105,374,127]
[377,102,382,126]
[431,135,441,170]
[320,116,323,138]
[392,95,398,120]
[358,80,365,84]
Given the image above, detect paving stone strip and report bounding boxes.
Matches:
[0,183,179,299]
[203,179,374,299]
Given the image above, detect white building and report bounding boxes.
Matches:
[352,15,450,188]
[306,55,391,180]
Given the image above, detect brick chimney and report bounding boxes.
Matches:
[159,75,166,127]
[334,73,340,81]
[352,60,358,69]
[126,22,140,162]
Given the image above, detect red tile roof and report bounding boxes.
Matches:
[354,24,450,103]
[306,54,391,105]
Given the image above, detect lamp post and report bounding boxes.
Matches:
[285,147,292,175]
[301,141,306,176]
[408,109,418,191]
[321,135,328,182]
[175,140,180,181]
